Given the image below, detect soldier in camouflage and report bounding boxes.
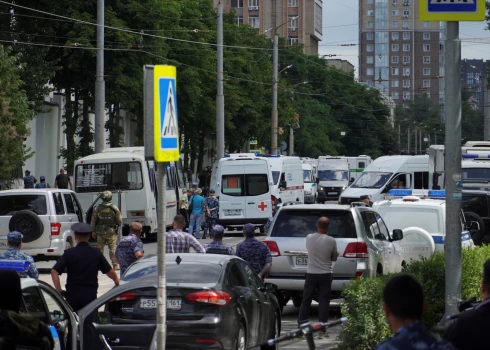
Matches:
[203,189,219,239]
[236,223,272,279]
[114,222,144,275]
[91,191,123,270]
[203,225,234,255]
[0,231,39,279]
[23,170,37,189]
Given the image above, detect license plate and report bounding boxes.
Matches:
[295,257,308,266]
[139,298,182,310]
[328,192,337,195]
[224,209,241,216]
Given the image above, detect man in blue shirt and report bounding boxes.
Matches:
[375,274,455,350]
[188,188,205,239]
[204,225,234,255]
[236,223,272,279]
[0,231,39,279]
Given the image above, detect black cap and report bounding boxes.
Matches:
[71,222,93,235]
[360,195,370,200]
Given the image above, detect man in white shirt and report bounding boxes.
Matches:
[298,216,338,338]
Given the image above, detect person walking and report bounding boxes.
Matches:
[0,270,54,349]
[0,231,39,279]
[114,222,145,276]
[298,217,338,339]
[91,191,123,270]
[179,188,191,229]
[166,215,205,253]
[35,176,51,189]
[51,223,120,312]
[203,189,219,239]
[444,259,490,350]
[54,168,72,190]
[188,188,205,239]
[236,223,272,279]
[203,225,234,255]
[23,170,37,189]
[376,274,455,350]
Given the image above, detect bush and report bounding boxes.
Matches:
[337,245,490,350]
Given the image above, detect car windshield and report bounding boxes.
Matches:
[122,261,222,283]
[303,170,312,183]
[463,194,489,218]
[270,209,357,238]
[0,195,48,215]
[378,207,441,233]
[462,168,490,182]
[317,170,348,181]
[351,172,393,189]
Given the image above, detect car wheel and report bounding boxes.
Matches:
[236,323,246,350]
[261,312,280,350]
[292,296,302,308]
[9,210,44,243]
[464,211,486,246]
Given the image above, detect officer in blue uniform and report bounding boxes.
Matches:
[23,170,37,189]
[236,223,272,279]
[203,225,234,255]
[35,176,51,189]
[0,231,39,279]
[51,223,120,312]
[114,222,145,275]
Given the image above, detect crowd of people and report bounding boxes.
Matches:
[23,168,73,189]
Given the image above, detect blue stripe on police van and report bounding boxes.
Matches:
[432,232,472,245]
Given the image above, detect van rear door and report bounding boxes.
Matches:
[219,161,246,221]
[244,161,272,220]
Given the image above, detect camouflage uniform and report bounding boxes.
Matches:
[203,240,234,255]
[375,321,456,350]
[23,174,37,189]
[203,195,219,238]
[236,238,272,274]
[115,234,144,275]
[0,247,39,279]
[91,192,122,269]
[0,310,54,350]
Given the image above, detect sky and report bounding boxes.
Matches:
[320,0,490,76]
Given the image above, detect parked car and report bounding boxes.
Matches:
[462,190,490,246]
[262,202,428,308]
[77,253,281,350]
[0,189,84,261]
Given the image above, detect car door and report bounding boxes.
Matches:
[78,284,157,350]
[219,163,246,221]
[374,213,400,273]
[245,170,272,220]
[367,211,396,274]
[62,193,80,228]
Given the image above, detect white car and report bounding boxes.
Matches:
[373,189,475,253]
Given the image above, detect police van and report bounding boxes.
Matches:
[317,157,350,203]
[339,155,372,181]
[301,163,317,203]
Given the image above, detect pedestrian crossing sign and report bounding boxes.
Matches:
[153,65,180,162]
[420,0,485,21]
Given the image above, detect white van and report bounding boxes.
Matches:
[339,155,372,181]
[316,157,350,203]
[301,163,317,203]
[260,155,304,205]
[339,155,429,204]
[301,158,318,178]
[210,156,272,233]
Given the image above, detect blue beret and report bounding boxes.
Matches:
[210,189,216,194]
[71,223,93,235]
[212,225,225,236]
[243,223,255,236]
[7,231,23,245]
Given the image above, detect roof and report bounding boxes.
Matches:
[75,151,145,163]
[0,189,74,195]
[374,197,445,208]
[135,253,233,266]
[367,155,428,172]
[279,203,361,211]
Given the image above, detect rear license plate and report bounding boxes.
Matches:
[328,192,337,195]
[140,298,182,310]
[224,209,241,216]
[295,257,308,266]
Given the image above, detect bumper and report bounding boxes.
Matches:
[264,276,354,294]
[24,239,66,261]
[304,194,315,203]
[166,320,231,350]
[318,191,342,201]
[218,218,268,226]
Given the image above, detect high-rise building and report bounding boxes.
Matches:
[215,0,323,55]
[359,0,444,108]
[461,59,488,114]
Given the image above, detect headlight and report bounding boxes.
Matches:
[319,187,324,191]
[342,186,347,190]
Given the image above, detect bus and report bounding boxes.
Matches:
[74,147,187,239]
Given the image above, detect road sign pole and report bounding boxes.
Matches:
[157,162,167,350]
[216,1,225,160]
[444,21,463,321]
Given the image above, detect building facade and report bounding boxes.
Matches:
[216,0,322,55]
[359,0,444,108]
[461,59,488,114]
[325,59,355,74]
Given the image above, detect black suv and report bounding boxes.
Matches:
[462,190,490,245]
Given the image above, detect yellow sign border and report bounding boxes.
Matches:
[153,65,180,162]
[419,0,485,21]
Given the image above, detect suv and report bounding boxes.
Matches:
[462,190,490,246]
[0,189,84,261]
[263,203,405,308]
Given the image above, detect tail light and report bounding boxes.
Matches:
[130,211,145,217]
[115,292,137,301]
[51,222,61,236]
[263,240,281,257]
[355,271,363,279]
[186,291,231,306]
[271,195,277,216]
[343,242,369,259]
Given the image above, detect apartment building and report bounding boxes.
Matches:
[461,59,488,114]
[215,0,323,55]
[359,0,444,108]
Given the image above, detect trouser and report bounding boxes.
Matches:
[180,208,189,228]
[96,231,118,267]
[298,273,333,324]
[66,285,97,312]
[204,217,217,236]
[188,212,202,238]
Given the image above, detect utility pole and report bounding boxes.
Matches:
[289,127,294,156]
[444,21,462,319]
[216,1,225,160]
[415,131,418,154]
[398,124,401,149]
[95,0,105,153]
[419,131,422,154]
[271,33,279,155]
[407,127,410,154]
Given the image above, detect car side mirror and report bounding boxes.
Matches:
[263,282,278,293]
[392,229,403,241]
[280,181,287,189]
[350,177,355,183]
[97,311,113,325]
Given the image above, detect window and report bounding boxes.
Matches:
[236,16,243,26]
[403,20,410,28]
[367,0,374,3]
[467,72,474,84]
[392,56,399,64]
[425,92,430,98]
[391,67,399,75]
[403,32,410,40]
[52,193,65,215]
[21,287,48,323]
[227,262,247,287]
[403,56,410,64]
[392,91,400,99]
[241,262,262,288]
[423,68,431,76]
[392,44,399,51]
[367,9,374,16]
[289,38,299,46]
[249,0,259,6]
[0,195,48,215]
[367,21,374,28]
[423,44,430,52]
[392,80,399,88]
[423,56,430,64]
[75,162,144,192]
[248,15,259,28]
[403,9,410,16]
[40,289,68,324]
[393,0,398,4]
[367,32,374,40]
[367,56,374,64]
[392,9,399,16]
[231,0,243,8]
[403,80,410,88]
[403,67,410,76]
[403,91,411,99]
[423,21,430,28]
[380,208,441,235]
[288,0,298,7]
[392,20,398,28]
[423,32,430,40]
[367,68,374,76]
[246,174,269,196]
[361,212,387,241]
[367,80,375,87]
[367,44,374,52]
[288,15,298,29]
[423,80,430,88]
[222,175,244,196]
[403,44,410,51]
[63,193,76,214]
[392,32,399,40]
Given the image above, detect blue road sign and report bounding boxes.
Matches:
[420,0,485,21]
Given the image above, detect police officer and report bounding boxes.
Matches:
[236,223,272,279]
[51,223,120,312]
[114,222,144,275]
[0,231,39,279]
[203,189,219,239]
[35,176,51,189]
[91,191,123,270]
[203,225,234,255]
[23,170,37,189]
[360,195,373,207]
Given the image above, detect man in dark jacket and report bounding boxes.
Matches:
[444,259,490,350]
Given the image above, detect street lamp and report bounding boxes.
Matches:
[271,15,299,155]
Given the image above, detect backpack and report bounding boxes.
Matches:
[56,174,69,188]
[96,204,117,226]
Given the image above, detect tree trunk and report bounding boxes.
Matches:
[197,132,205,174]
